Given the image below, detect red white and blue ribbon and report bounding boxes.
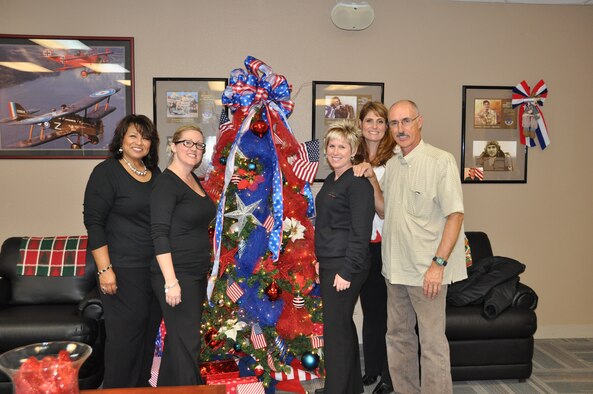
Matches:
[512,80,550,150]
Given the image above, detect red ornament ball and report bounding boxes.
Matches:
[251,120,268,138]
[254,364,265,376]
[265,281,282,301]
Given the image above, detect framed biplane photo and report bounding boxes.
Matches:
[0,34,134,159]
[461,85,528,183]
[153,77,228,176]
[312,81,384,181]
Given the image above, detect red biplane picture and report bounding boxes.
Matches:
[42,48,113,78]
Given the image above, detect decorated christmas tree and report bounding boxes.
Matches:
[200,56,323,391]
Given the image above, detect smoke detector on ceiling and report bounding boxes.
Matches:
[331,1,375,31]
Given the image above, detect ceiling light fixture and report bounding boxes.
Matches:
[331,1,375,31]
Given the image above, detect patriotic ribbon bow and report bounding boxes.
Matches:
[512,80,550,150]
[222,56,294,118]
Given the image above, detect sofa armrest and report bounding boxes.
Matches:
[512,282,538,310]
[0,276,10,309]
[78,287,103,320]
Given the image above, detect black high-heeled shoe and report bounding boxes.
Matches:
[372,381,394,394]
[362,374,379,386]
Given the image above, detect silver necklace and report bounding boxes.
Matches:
[122,157,148,176]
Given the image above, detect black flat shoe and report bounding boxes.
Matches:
[314,388,324,394]
[362,374,379,386]
[372,381,394,394]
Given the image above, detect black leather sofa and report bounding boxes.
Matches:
[0,236,104,393]
[446,231,538,381]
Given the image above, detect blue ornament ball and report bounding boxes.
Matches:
[301,352,320,370]
[233,342,242,352]
[247,163,256,170]
[219,157,227,165]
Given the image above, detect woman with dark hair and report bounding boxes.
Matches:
[352,101,396,394]
[315,120,375,394]
[150,125,216,386]
[83,114,161,388]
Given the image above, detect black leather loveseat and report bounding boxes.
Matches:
[0,236,104,393]
[446,231,538,381]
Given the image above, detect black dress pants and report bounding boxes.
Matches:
[152,272,207,386]
[100,266,161,388]
[319,259,368,394]
[359,242,392,385]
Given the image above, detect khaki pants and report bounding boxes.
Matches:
[385,283,452,394]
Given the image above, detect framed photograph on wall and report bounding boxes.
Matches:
[153,77,227,176]
[312,81,384,181]
[461,85,528,183]
[0,34,134,158]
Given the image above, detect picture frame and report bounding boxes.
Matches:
[461,85,528,183]
[312,81,384,181]
[153,77,227,176]
[0,34,134,158]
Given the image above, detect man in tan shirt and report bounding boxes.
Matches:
[381,100,466,394]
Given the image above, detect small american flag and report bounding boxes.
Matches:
[251,323,267,349]
[263,215,274,233]
[292,139,320,183]
[311,335,324,349]
[226,279,244,302]
[218,110,233,136]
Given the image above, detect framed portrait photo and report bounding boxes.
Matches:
[461,85,528,183]
[312,81,384,181]
[153,77,227,176]
[0,34,134,158]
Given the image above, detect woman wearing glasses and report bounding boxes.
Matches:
[151,125,216,386]
[83,114,161,388]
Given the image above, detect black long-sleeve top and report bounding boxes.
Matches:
[83,157,161,268]
[150,169,216,275]
[314,168,375,281]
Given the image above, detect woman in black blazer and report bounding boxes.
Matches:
[314,120,375,394]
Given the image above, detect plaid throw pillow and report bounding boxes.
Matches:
[17,236,87,276]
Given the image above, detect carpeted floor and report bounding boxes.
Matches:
[294,338,593,394]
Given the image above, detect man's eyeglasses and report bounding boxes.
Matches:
[388,114,420,129]
[174,140,206,150]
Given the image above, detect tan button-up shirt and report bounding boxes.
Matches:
[381,140,467,286]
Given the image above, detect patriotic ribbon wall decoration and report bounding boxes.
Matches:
[512,80,550,150]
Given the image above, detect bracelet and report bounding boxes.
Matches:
[97,264,112,276]
[164,279,179,293]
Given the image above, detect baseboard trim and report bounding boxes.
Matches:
[535,325,593,339]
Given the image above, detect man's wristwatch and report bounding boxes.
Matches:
[432,256,448,267]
